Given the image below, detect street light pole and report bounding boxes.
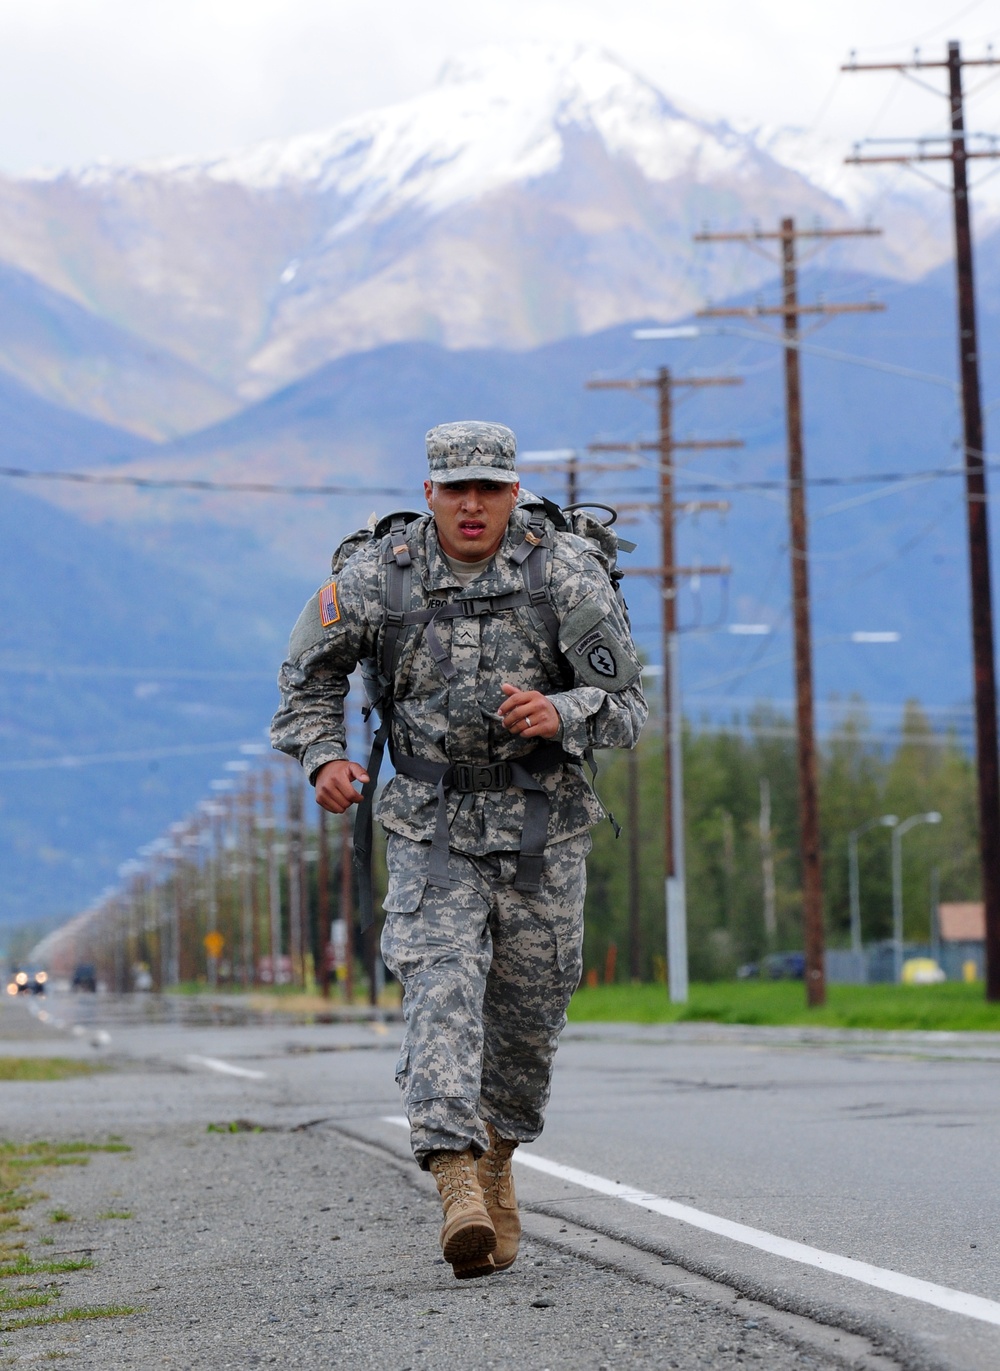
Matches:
[892,812,942,981]
[848,815,898,959]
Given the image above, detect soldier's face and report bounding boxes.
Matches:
[424,479,519,562]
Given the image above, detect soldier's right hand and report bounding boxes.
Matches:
[314,760,370,813]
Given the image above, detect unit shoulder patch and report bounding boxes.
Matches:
[587,644,618,678]
[559,599,642,691]
[319,581,341,627]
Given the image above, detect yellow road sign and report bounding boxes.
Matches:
[203,931,225,959]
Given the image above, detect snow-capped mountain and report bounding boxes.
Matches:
[193,46,753,214]
[121,45,919,231]
[0,44,956,417]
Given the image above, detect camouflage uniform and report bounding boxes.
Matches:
[271,422,647,1166]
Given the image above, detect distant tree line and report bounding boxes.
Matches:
[32,699,976,991]
[584,700,978,982]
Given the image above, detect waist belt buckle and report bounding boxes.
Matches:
[454,762,511,793]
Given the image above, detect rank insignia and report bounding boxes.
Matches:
[319,581,340,627]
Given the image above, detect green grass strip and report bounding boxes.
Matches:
[568,980,1000,1030]
[0,1059,105,1082]
[0,1289,59,1312]
[0,1255,92,1278]
[1,1304,139,1332]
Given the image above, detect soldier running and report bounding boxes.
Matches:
[271,421,647,1279]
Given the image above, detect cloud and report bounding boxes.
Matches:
[0,0,996,173]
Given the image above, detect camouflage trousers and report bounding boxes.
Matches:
[380,829,590,1167]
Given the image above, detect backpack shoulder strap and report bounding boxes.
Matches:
[511,504,560,654]
[379,512,416,690]
[354,512,420,933]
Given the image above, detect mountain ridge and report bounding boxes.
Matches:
[0,43,958,416]
[2,258,997,926]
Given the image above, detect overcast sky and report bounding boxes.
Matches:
[1,0,998,174]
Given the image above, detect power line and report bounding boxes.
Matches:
[695,217,885,1010]
[587,368,739,1003]
[0,465,413,497]
[0,740,263,773]
[0,461,984,504]
[0,662,274,681]
[846,38,1000,1003]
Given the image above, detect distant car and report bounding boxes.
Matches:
[765,952,806,980]
[6,967,47,996]
[736,952,806,981]
[71,963,97,993]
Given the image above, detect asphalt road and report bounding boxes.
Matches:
[2,991,999,1370]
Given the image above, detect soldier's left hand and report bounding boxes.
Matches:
[499,683,561,740]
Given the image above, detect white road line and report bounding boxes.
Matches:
[383,1115,1000,1328]
[186,1054,267,1080]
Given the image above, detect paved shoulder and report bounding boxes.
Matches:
[2,1116,863,1370]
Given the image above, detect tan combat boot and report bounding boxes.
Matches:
[427,1148,497,1279]
[478,1121,521,1271]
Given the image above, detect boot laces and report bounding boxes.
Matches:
[481,1136,516,1204]
[436,1155,479,1207]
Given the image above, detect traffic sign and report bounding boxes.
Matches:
[203,931,225,959]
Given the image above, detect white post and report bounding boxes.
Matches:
[666,631,688,1003]
[892,824,905,984]
[892,812,942,982]
[848,829,862,960]
[759,778,777,940]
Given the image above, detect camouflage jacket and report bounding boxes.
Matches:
[270,509,648,854]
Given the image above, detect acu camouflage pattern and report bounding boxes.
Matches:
[382,830,591,1164]
[271,507,647,854]
[270,499,647,1164]
[425,420,519,484]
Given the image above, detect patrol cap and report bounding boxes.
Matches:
[425,420,518,484]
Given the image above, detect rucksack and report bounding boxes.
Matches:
[336,493,634,924]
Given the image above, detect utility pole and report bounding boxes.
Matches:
[317,806,331,998]
[340,813,355,1004]
[202,805,220,989]
[587,370,739,1000]
[261,767,282,988]
[843,39,1000,1002]
[627,746,641,979]
[520,443,646,981]
[695,219,883,1007]
[286,762,304,987]
[759,778,777,942]
[240,774,255,986]
[362,707,384,1008]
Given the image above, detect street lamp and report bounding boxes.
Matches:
[892,812,942,982]
[848,815,898,959]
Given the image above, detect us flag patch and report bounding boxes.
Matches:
[319,582,340,627]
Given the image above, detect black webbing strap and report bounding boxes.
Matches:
[511,507,546,565]
[393,742,572,895]
[398,588,537,683]
[521,537,561,653]
[380,518,414,689]
[505,758,553,892]
[511,510,560,657]
[352,510,571,925]
[383,508,560,688]
[353,519,415,930]
[353,707,392,931]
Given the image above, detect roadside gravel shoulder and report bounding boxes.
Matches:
[0,1114,871,1371]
